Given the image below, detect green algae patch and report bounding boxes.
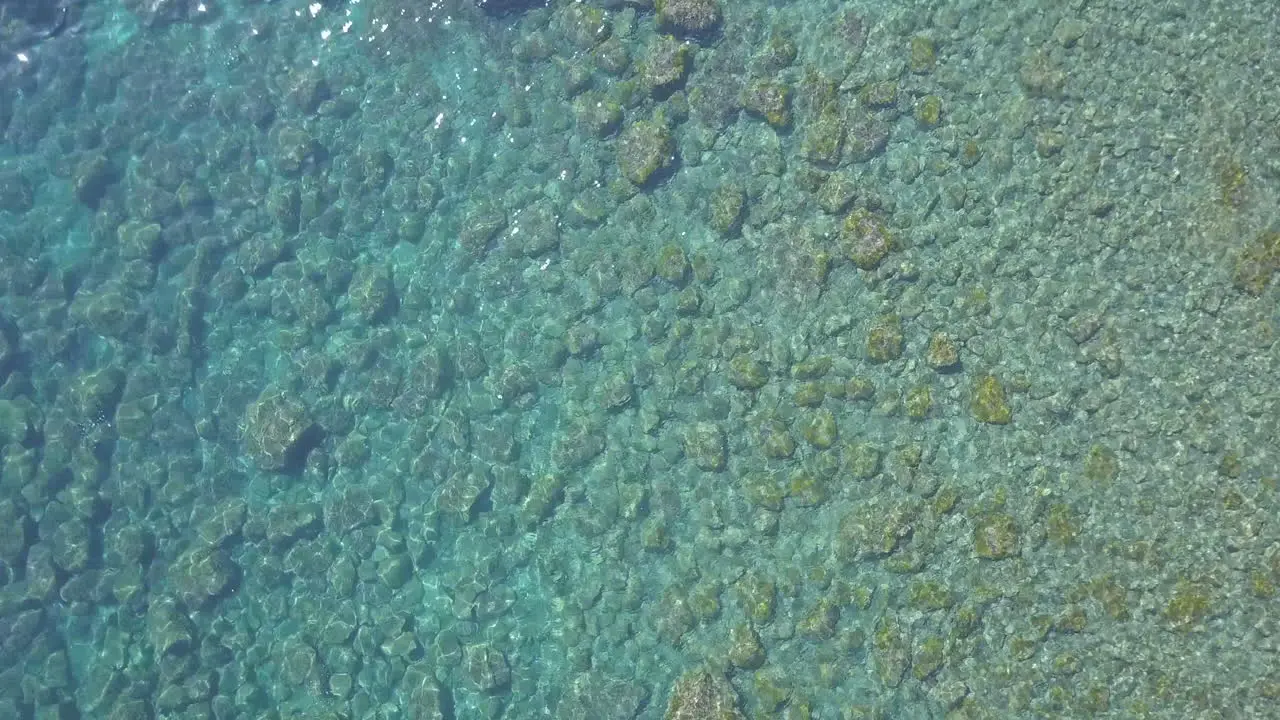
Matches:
[915,94,943,128]
[908,36,937,74]
[1045,503,1080,546]
[1084,443,1120,484]
[908,580,954,611]
[970,374,1012,424]
[1165,580,1212,631]
[973,513,1019,559]
[912,635,945,680]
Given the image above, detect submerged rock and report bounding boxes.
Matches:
[475,0,546,16]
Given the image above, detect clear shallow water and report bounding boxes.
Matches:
[1,0,1279,717]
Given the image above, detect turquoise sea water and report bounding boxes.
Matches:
[1,0,1279,717]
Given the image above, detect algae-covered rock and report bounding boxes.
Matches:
[656,0,722,35]
[970,374,1012,424]
[865,314,904,363]
[73,153,115,205]
[841,209,892,270]
[872,615,910,687]
[642,518,672,552]
[48,518,91,573]
[1019,51,1066,99]
[728,355,769,390]
[1083,443,1120,484]
[844,108,891,162]
[618,120,676,186]
[378,552,413,589]
[0,500,30,568]
[741,471,786,510]
[860,80,898,108]
[557,2,611,49]
[915,94,943,128]
[459,200,507,259]
[521,473,565,526]
[925,332,959,369]
[552,421,605,469]
[556,672,649,720]
[973,513,1019,559]
[793,382,824,407]
[845,376,875,401]
[912,636,945,680]
[909,36,937,74]
[600,372,635,410]
[835,496,916,560]
[197,498,248,546]
[752,671,791,713]
[641,35,691,94]
[1233,230,1280,296]
[1165,580,1212,630]
[843,442,881,480]
[594,37,632,76]
[708,184,746,236]
[905,385,932,419]
[816,172,857,214]
[800,408,838,449]
[742,81,792,129]
[574,92,623,138]
[71,281,143,339]
[792,356,832,379]
[799,597,840,639]
[803,104,845,166]
[656,244,691,285]
[788,469,825,506]
[664,668,744,720]
[728,624,765,669]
